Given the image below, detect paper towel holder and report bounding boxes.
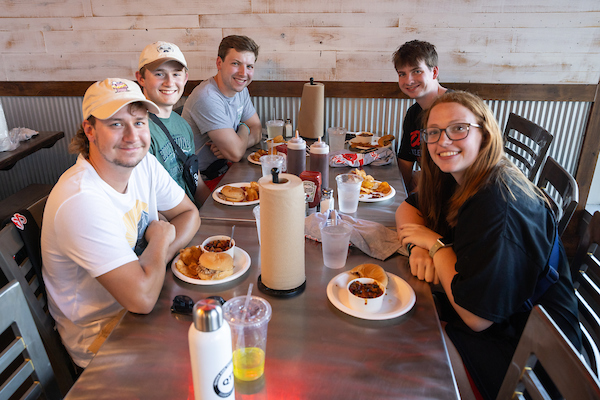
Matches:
[257,276,306,298]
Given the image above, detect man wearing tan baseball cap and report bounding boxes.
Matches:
[41,78,200,369]
[136,41,210,206]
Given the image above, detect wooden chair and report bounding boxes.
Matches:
[0,217,76,396]
[536,157,579,237]
[571,211,600,377]
[0,280,62,400]
[496,305,600,399]
[503,112,553,182]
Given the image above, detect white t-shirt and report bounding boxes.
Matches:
[41,153,185,367]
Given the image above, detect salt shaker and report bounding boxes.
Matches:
[320,187,334,212]
[189,299,234,400]
[284,118,293,139]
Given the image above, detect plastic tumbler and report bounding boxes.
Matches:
[319,219,353,269]
[327,127,347,152]
[222,296,272,382]
[253,205,261,245]
[335,174,363,213]
[259,155,285,178]
[266,120,284,139]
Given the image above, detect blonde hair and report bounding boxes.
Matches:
[417,91,545,233]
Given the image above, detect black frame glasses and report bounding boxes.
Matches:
[420,123,481,144]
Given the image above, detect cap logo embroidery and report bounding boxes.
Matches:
[157,43,174,54]
[111,81,130,93]
[11,213,27,230]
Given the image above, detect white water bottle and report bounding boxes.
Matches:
[189,299,234,400]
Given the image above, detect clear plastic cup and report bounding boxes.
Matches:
[319,219,353,269]
[327,127,347,152]
[266,120,284,139]
[335,174,363,213]
[222,296,272,381]
[259,155,285,178]
[253,205,261,245]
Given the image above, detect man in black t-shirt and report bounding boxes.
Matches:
[393,40,448,193]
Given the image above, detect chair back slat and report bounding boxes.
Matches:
[503,112,553,182]
[496,305,600,399]
[0,223,76,396]
[536,157,579,236]
[0,280,61,400]
[571,211,600,377]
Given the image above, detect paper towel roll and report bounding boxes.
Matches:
[258,173,306,291]
[297,81,324,139]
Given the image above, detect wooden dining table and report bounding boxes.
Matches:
[0,130,64,170]
[64,146,459,400]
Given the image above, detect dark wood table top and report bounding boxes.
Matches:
[0,131,64,170]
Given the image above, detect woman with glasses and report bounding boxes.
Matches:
[395,91,581,399]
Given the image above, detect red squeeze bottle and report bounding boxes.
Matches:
[300,171,322,210]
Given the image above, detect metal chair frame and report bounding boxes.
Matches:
[503,112,553,183]
[0,280,62,400]
[536,157,579,237]
[497,305,600,399]
[0,219,76,396]
[572,211,600,377]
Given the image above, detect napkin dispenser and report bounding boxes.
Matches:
[297,78,324,139]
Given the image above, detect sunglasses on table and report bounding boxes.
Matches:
[171,295,226,315]
[420,123,481,144]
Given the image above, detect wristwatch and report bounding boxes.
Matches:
[429,238,452,258]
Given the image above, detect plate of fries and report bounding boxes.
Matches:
[350,169,396,202]
[213,182,260,206]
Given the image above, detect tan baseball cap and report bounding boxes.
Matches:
[82,78,160,120]
[138,41,187,70]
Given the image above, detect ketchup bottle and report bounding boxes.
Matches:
[287,130,306,176]
[309,136,329,189]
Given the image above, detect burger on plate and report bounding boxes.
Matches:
[196,252,234,280]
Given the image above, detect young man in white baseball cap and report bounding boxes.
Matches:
[136,41,210,205]
[41,78,200,369]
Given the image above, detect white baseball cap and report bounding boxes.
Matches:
[82,78,160,120]
[138,41,187,70]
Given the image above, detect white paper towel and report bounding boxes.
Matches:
[258,173,306,290]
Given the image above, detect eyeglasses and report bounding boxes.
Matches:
[420,123,481,144]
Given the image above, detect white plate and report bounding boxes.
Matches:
[326,271,416,320]
[212,182,260,206]
[171,247,251,285]
[359,183,396,203]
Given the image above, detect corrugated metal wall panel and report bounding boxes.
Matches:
[0,96,81,199]
[0,95,591,201]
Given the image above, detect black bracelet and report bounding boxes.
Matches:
[406,243,415,257]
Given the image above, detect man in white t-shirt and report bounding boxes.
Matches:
[182,35,262,189]
[41,78,201,368]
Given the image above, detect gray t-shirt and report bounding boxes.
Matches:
[182,77,256,172]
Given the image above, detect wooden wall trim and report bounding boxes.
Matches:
[0,81,597,102]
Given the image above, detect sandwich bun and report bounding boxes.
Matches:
[196,252,235,281]
[199,252,234,271]
[221,186,245,202]
[350,263,389,288]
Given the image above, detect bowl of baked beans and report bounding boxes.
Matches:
[201,235,235,260]
[347,277,386,313]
